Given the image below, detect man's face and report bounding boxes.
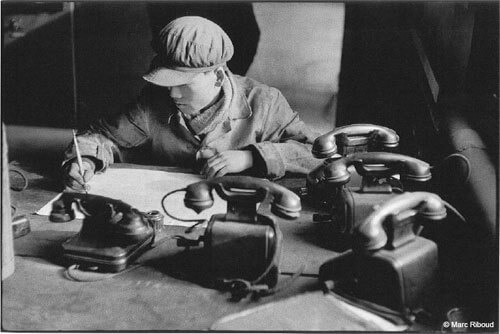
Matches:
[168,71,219,116]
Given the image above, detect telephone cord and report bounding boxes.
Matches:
[442,200,467,224]
[161,189,207,225]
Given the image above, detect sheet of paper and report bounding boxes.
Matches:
[37,168,227,227]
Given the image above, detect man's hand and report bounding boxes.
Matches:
[63,158,96,191]
[201,150,254,178]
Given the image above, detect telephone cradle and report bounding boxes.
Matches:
[50,192,155,273]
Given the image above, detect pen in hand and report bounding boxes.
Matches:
[72,129,90,193]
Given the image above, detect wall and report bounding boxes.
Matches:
[73,3,153,126]
[248,3,344,133]
[2,6,75,128]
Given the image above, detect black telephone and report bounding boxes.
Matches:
[307,152,432,250]
[50,192,155,272]
[308,151,431,189]
[319,192,447,320]
[312,123,400,159]
[164,176,301,299]
[304,124,399,202]
[353,191,446,251]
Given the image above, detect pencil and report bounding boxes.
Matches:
[72,129,90,193]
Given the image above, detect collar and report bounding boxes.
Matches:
[225,71,253,120]
[167,70,253,135]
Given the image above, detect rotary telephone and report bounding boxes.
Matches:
[50,192,155,272]
[319,192,447,321]
[162,175,301,300]
[307,151,432,250]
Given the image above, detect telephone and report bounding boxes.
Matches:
[353,191,447,251]
[308,151,431,189]
[163,176,301,299]
[50,192,155,272]
[305,125,399,203]
[307,152,432,250]
[312,123,400,159]
[319,192,447,321]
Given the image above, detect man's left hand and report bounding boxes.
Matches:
[201,150,254,178]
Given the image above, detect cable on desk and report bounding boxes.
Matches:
[161,189,207,233]
[64,263,142,282]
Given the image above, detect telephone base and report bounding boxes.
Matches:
[62,233,154,273]
[319,236,438,315]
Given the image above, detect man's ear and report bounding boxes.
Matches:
[214,67,225,87]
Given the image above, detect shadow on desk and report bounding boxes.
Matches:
[145,247,211,288]
[14,229,73,265]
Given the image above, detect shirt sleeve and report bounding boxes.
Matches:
[62,89,151,171]
[249,89,323,180]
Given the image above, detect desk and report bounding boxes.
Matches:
[3,162,339,331]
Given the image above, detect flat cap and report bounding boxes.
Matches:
[143,16,234,86]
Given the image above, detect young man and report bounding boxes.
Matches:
[63,16,321,191]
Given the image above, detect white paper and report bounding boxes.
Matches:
[37,168,227,227]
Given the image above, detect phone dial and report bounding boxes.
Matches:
[320,192,447,321]
[162,175,301,299]
[312,123,400,159]
[50,192,155,272]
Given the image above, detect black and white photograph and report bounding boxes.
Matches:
[1,1,498,332]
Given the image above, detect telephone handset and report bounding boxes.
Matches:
[183,175,302,220]
[163,176,302,300]
[51,192,155,272]
[307,151,432,189]
[353,192,447,251]
[312,124,400,158]
[51,192,153,243]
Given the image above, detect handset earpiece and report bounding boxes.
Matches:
[267,183,301,219]
[306,156,352,187]
[354,192,447,251]
[184,181,215,214]
[312,132,338,158]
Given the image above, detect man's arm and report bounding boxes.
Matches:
[249,89,323,180]
[62,91,151,171]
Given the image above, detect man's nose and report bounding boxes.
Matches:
[169,86,182,99]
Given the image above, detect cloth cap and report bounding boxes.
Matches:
[143,16,234,87]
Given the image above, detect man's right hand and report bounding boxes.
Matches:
[64,158,96,191]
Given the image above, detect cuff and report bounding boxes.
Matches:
[247,142,286,180]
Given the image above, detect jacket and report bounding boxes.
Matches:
[64,72,322,180]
